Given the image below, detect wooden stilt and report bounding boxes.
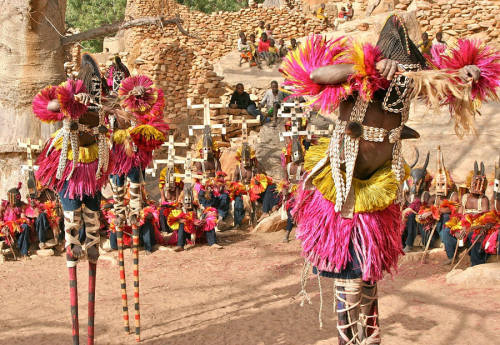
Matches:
[88,262,97,345]
[68,260,80,345]
[132,226,140,342]
[116,228,130,333]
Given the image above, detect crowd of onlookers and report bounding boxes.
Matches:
[418,30,448,57]
[236,3,356,68]
[314,2,354,29]
[237,21,299,68]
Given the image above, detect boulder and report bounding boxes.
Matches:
[220,147,240,181]
[36,249,54,257]
[446,263,500,288]
[255,123,284,180]
[252,211,287,233]
[262,0,287,9]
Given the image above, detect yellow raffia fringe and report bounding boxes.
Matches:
[305,138,409,213]
[159,166,181,189]
[195,136,219,153]
[236,146,256,160]
[130,124,166,141]
[51,130,98,163]
[168,209,182,231]
[405,69,476,137]
[112,129,129,144]
[113,129,134,156]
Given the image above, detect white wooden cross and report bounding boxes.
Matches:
[306,124,335,139]
[148,131,190,177]
[228,115,261,142]
[17,139,43,174]
[278,101,310,142]
[187,98,227,137]
[17,138,43,197]
[173,151,205,185]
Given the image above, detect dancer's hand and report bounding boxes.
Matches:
[376,59,401,81]
[75,93,91,105]
[459,65,481,83]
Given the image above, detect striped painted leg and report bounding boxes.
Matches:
[88,262,97,345]
[67,256,80,345]
[132,225,141,342]
[334,278,362,345]
[116,228,130,333]
[359,281,381,344]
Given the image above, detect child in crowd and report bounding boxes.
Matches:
[248,33,262,68]
[265,24,273,39]
[258,32,271,66]
[278,38,288,58]
[256,21,265,39]
[237,32,253,67]
[268,39,280,66]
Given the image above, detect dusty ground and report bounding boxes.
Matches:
[1,229,499,345]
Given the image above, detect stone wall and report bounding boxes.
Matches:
[123,0,344,127]
[401,0,500,43]
[123,0,500,129]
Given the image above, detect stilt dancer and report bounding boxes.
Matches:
[33,54,113,344]
[110,72,168,342]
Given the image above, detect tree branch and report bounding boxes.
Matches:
[61,15,198,46]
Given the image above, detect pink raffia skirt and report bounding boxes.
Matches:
[35,139,113,200]
[110,143,153,176]
[293,188,403,282]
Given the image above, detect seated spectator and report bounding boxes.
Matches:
[278,38,288,58]
[237,32,253,67]
[314,3,330,27]
[256,21,265,39]
[418,32,432,56]
[248,34,262,68]
[266,24,274,39]
[345,2,354,20]
[289,38,298,51]
[259,80,285,127]
[268,39,280,66]
[229,83,263,120]
[335,7,347,28]
[432,31,447,50]
[258,32,272,66]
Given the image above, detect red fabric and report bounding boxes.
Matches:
[258,39,270,53]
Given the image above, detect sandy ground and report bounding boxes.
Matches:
[1,229,499,345]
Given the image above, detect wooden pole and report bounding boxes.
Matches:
[450,238,460,266]
[451,233,482,271]
[421,222,438,264]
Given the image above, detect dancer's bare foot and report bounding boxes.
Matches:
[210,244,223,249]
[86,243,100,263]
[171,246,184,252]
[70,244,84,259]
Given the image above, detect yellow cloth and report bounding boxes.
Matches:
[256,27,264,39]
[316,7,326,20]
[304,138,409,213]
[51,130,99,163]
[269,46,278,54]
[418,40,432,55]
